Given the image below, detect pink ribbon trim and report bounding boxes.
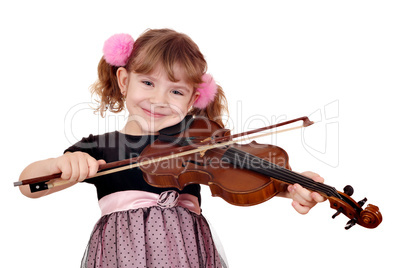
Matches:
[98,190,201,216]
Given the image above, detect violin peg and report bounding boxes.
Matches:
[345,218,357,230]
[358,197,367,207]
[332,208,343,219]
[343,185,354,196]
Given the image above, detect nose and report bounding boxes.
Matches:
[149,89,168,107]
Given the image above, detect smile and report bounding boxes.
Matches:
[142,108,166,118]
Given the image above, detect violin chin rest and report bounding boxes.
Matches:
[159,115,194,136]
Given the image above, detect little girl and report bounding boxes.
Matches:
[19,28,325,268]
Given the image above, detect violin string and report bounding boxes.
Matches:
[239,148,339,197]
[172,132,340,198]
[171,140,335,196]
[96,140,339,198]
[219,147,340,198]
[245,151,341,198]
[227,149,338,197]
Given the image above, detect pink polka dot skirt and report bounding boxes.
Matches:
[81,206,225,267]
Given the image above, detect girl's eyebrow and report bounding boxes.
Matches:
[138,74,158,81]
[172,82,191,93]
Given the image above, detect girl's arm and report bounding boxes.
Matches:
[19,152,105,198]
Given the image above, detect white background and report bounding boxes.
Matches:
[1,1,401,267]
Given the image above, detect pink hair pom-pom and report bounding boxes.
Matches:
[103,33,135,66]
[194,74,218,109]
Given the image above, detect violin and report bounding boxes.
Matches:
[15,116,382,229]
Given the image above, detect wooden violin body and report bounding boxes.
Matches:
[141,116,382,229]
[141,118,290,206]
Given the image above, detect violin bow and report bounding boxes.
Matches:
[14,116,313,190]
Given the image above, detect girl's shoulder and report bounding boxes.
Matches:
[64,131,118,159]
[65,131,157,161]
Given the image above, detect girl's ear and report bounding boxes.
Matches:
[117,67,129,96]
[188,91,200,110]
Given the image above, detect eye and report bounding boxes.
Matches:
[142,80,154,87]
[171,89,184,96]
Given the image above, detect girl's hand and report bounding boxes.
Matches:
[19,152,106,198]
[287,171,326,215]
[52,152,106,183]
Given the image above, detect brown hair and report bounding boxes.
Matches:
[91,28,228,126]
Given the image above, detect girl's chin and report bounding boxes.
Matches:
[142,118,184,134]
[125,112,184,134]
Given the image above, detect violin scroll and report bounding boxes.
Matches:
[359,204,382,229]
[329,191,382,230]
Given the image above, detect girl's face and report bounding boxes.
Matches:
[117,64,199,135]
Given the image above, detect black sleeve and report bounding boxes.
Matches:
[64,134,101,160]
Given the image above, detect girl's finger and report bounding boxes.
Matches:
[87,159,106,178]
[301,171,324,183]
[290,185,324,213]
[292,201,311,215]
[311,192,326,203]
[78,156,90,182]
[289,184,315,205]
[69,155,82,182]
[60,161,72,181]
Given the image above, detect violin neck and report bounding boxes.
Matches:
[222,147,342,199]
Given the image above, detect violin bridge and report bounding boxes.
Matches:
[199,137,212,157]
